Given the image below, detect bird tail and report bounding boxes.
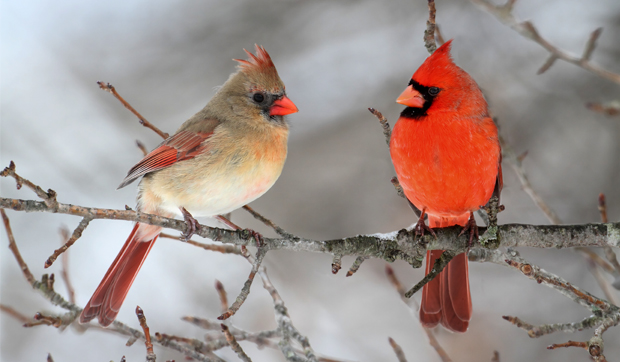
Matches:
[419,214,472,332]
[80,222,160,326]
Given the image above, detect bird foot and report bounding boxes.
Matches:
[414,209,436,239]
[180,207,200,242]
[243,228,264,248]
[458,212,478,247]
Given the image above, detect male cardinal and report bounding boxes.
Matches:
[389,40,502,332]
[80,45,298,326]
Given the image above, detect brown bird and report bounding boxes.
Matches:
[80,45,298,326]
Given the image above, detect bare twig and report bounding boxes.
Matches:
[58,227,77,304]
[0,304,34,324]
[136,306,156,362]
[587,101,620,117]
[345,256,367,277]
[491,351,500,362]
[368,108,391,146]
[586,259,620,306]
[97,81,169,139]
[599,194,620,285]
[259,267,318,362]
[390,177,405,199]
[385,265,453,362]
[136,140,149,156]
[472,248,620,361]
[499,135,562,224]
[215,280,229,314]
[331,254,342,274]
[222,324,252,362]
[388,337,408,362]
[1,161,58,209]
[45,216,93,268]
[471,0,620,84]
[2,209,35,284]
[405,250,456,298]
[218,247,267,320]
[160,233,242,255]
[424,0,437,54]
[242,205,297,239]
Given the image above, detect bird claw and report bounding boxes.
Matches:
[458,212,478,247]
[414,209,436,239]
[244,229,264,247]
[180,207,200,242]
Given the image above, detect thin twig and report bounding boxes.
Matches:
[0,304,34,324]
[499,135,562,224]
[424,0,437,54]
[45,216,93,268]
[405,250,456,298]
[491,351,500,362]
[242,205,297,239]
[472,248,620,361]
[385,265,453,362]
[587,101,620,117]
[259,267,318,362]
[388,337,408,362]
[215,280,229,314]
[97,81,169,139]
[222,324,252,362]
[58,227,77,304]
[368,108,391,145]
[471,0,620,84]
[160,232,242,254]
[218,247,267,320]
[2,209,35,284]
[1,161,58,209]
[136,140,149,156]
[136,306,156,362]
[331,254,342,274]
[345,256,367,277]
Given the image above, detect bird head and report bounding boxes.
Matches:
[230,45,297,122]
[396,40,487,119]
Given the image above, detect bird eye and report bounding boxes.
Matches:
[428,87,440,96]
[253,93,265,103]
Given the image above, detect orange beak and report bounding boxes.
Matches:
[396,86,425,108]
[270,96,298,116]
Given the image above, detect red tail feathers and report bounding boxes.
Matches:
[419,215,472,332]
[80,223,160,326]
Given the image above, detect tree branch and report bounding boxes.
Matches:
[471,0,620,84]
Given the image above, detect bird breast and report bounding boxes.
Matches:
[139,126,288,217]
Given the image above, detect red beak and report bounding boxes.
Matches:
[270,95,298,116]
[396,86,425,108]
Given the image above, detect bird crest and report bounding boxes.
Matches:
[234,45,279,79]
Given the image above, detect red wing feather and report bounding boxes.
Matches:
[118,131,212,189]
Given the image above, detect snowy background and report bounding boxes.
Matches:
[2,0,619,361]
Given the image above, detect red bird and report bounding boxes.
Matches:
[80,45,298,326]
[390,40,502,332]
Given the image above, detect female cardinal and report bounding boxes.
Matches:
[80,45,298,326]
[389,40,502,332]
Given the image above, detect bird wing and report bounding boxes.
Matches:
[118,125,217,189]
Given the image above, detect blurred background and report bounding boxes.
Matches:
[2,0,619,361]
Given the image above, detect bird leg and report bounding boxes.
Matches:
[458,211,478,247]
[180,207,200,242]
[414,208,436,238]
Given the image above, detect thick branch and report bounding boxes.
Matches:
[2,197,619,259]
